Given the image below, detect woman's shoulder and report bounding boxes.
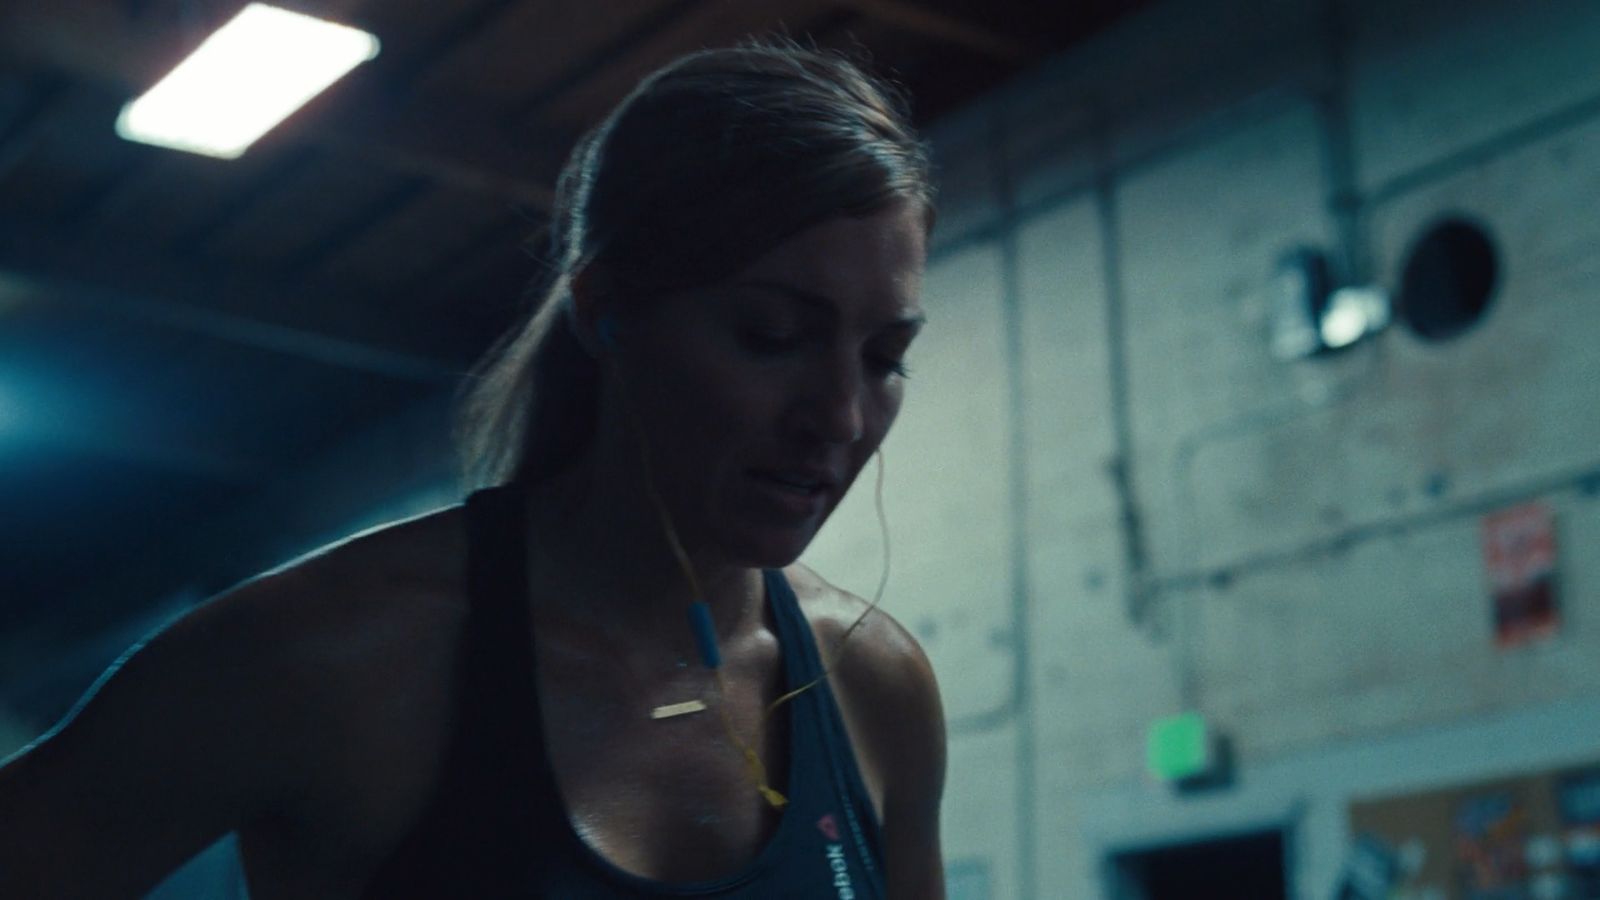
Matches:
[0,502,480,896]
[270,499,471,608]
[780,562,947,881]
[779,563,945,789]
[222,502,481,875]
[779,562,933,686]
[102,498,476,739]
[246,499,475,738]
[223,502,473,694]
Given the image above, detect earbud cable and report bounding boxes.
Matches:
[763,450,890,716]
[603,330,890,810]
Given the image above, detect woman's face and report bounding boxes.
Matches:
[610,199,928,568]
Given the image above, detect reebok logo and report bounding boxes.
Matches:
[825,842,856,899]
[816,813,840,842]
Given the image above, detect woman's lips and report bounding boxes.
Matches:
[747,470,829,516]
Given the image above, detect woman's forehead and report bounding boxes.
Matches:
[721,279,926,333]
[729,203,927,316]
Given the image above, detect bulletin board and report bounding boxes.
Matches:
[1347,762,1600,899]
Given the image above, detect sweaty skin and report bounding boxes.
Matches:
[0,204,948,900]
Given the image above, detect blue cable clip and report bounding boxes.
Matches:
[689,601,721,669]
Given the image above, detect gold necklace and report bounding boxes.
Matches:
[650,698,708,719]
[605,617,704,720]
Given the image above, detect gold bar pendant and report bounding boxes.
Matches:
[650,699,709,720]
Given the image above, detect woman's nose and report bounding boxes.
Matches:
[792,360,866,445]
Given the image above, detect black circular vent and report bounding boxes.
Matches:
[1397,217,1499,341]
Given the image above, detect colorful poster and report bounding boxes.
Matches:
[1557,769,1600,898]
[1455,791,1531,899]
[1481,504,1560,648]
[1351,765,1600,900]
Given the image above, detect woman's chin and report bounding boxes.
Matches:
[720,527,816,571]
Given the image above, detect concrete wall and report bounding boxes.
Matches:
[801,0,1600,896]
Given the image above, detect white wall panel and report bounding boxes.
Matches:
[1365,112,1600,494]
[1114,103,1338,573]
[944,727,1024,900]
[819,1,1600,895]
[1346,0,1600,191]
[1016,200,1118,521]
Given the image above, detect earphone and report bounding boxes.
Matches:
[590,310,894,809]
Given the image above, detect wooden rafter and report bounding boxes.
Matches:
[833,0,1032,63]
[0,214,465,383]
[0,0,561,211]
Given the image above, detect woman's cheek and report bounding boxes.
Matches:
[871,384,905,440]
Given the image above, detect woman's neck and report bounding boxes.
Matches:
[520,452,766,655]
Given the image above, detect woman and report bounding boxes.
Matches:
[0,41,947,898]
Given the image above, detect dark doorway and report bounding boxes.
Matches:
[1109,828,1288,900]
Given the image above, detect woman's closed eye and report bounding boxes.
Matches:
[868,353,911,379]
[868,332,916,379]
[740,324,912,379]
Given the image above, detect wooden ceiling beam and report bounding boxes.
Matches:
[0,215,466,384]
[307,91,566,213]
[0,0,563,212]
[832,0,1033,63]
[0,76,69,183]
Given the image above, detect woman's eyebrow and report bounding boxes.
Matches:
[730,279,927,330]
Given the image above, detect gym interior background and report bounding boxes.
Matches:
[3,0,1599,897]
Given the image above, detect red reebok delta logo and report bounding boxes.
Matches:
[816,813,840,842]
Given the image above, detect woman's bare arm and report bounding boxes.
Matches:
[0,569,321,899]
[845,615,949,900]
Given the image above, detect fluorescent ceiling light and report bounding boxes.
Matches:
[116,3,379,159]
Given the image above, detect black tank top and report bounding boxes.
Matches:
[360,484,886,898]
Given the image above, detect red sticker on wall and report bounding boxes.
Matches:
[1481,503,1560,648]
